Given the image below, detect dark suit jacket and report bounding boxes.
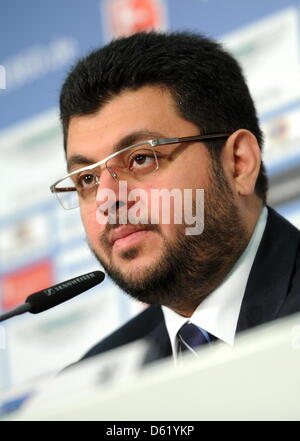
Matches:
[80,206,300,365]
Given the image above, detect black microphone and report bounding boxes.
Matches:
[0,271,105,322]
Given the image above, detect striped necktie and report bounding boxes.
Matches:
[177,322,212,356]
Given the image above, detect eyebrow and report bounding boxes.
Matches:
[67,129,165,172]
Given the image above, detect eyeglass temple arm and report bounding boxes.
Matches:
[156,133,230,146]
[51,186,76,193]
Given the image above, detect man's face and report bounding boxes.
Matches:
[67,85,248,314]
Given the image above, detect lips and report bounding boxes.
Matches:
[110,225,150,246]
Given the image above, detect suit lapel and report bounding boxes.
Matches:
[142,315,172,365]
[236,207,300,332]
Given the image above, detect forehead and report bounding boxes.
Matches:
[66,85,199,159]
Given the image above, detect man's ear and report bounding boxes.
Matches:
[222,129,262,197]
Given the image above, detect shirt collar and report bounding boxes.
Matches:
[162,206,268,358]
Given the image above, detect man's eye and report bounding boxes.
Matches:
[129,152,156,170]
[78,174,97,189]
[133,154,149,165]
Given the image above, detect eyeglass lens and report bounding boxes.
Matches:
[55,145,158,209]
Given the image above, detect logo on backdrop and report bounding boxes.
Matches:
[101,0,168,41]
[1,37,78,92]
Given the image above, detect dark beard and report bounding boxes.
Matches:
[89,161,249,313]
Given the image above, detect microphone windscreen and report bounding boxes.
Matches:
[25,271,105,314]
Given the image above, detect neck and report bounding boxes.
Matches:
[242,196,264,240]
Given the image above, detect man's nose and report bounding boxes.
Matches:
[96,168,140,223]
[95,167,119,206]
[95,167,133,218]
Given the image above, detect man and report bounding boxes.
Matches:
[52,31,300,365]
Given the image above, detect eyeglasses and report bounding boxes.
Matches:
[50,133,230,210]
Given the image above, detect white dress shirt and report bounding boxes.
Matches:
[162,206,268,361]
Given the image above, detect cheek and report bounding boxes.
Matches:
[157,158,210,191]
[179,149,212,190]
[178,166,210,191]
[80,205,106,242]
[140,183,185,239]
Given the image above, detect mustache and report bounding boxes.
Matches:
[99,214,160,251]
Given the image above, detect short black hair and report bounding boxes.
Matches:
[60,31,268,202]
